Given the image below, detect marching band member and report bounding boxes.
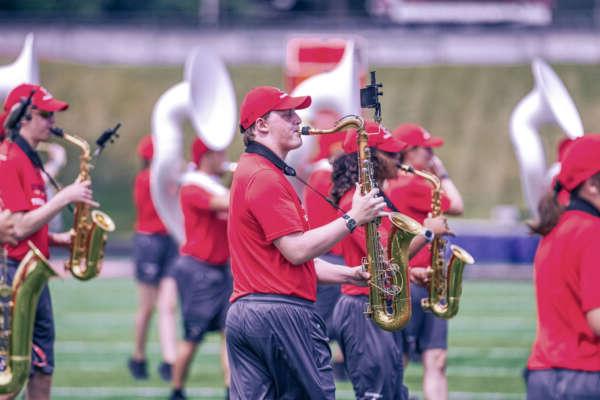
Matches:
[330,122,409,400]
[526,134,600,399]
[226,86,382,399]
[128,135,178,381]
[0,84,98,400]
[388,123,464,400]
[168,138,232,400]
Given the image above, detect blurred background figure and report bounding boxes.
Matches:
[129,135,178,381]
[388,123,464,400]
[168,138,232,400]
[526,134,600,399]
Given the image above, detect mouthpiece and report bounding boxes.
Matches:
[300,126,311,135]
[50,127,64,137]
[398,164,415,174]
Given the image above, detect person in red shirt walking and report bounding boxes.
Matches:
[388,123,464,400]
[0,83,97,400]
[168,138,232,400]
[526,134,600,399]
[226,86,384,399]
[127,135,178,381]
[330,122,450,400]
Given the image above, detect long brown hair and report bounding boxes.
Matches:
[529,171,600,235]
[331,150,383,206]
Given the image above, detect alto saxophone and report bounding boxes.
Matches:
[50,127,116,281]
[400,165,475,319]
[302,116,423,331]
[0,242,57,394]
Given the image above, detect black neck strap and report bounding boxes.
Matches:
[11,133,63,194]
[567,195,600,218]
[245,141,343,213]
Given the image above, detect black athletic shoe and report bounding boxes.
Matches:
[127,358,148,380]
[158,361,173,382]
[169,388,186,400]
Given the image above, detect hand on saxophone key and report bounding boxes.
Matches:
[55,180,100,208]
[345,265,371,286]
[348,184,386,226]
[409,266,433,286]
[424,215,453,237]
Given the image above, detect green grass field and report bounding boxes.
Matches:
[42,277,535,399]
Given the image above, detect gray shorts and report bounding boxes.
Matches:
[133,232,178,286]
[526,368,600,399]
[396,283,448,362]
[171,256,232,343]
[226,294,335,400]
[332,294,408,400]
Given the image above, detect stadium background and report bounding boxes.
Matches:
[1,1,598,398]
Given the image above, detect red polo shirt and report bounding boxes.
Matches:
[338,187,393,296]
[180,183,229,265]
[387,174,450,268]
[133,168,168,234]
[527,210,600,371]
[303,162,342,255]
[228,153,316,302]
[0,141,49,260]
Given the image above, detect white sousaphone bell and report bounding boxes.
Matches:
[151,47,237,243]
[509,59,584,219]
[285,39,363,194]
[0,33,40,102]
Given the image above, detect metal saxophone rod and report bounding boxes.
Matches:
[301,115,423,331]
[0,242,56,394]
[401,166,475,319]
[50,127,116,281]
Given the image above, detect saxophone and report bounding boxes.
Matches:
[0,242,57,394]
[50,127,116,281]
[400,165,475,319]
[301,116,423,331]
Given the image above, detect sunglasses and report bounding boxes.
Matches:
[36,110,54,120]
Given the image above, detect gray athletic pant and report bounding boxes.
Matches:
[226,294,335,400]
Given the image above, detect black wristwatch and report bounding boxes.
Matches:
[421,227,434,243]
[342,214,357,233]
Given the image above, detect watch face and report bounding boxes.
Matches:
[347,219,357,232]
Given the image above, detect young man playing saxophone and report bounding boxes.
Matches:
[0,84,98,400]
[226,86,384,399]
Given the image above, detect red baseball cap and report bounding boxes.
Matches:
[4,83,69,113]
[239,86,311,131]
[137,135,154,161]
[556,134,600,192]
[343,120,407,154]
[191,137,210,166]
[393,123,444,148]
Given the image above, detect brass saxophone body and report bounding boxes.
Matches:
[400,165,475,319]
[52,128,116,280]
[0,242,56,394]
[302,116,422,331]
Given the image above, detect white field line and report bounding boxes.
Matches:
[56,341,530,359]
[50,387,523,399]
[53,359,523,378]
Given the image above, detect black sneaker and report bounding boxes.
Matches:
[127,358,148,380]
[169,388,186,400]
[158,361,173,382]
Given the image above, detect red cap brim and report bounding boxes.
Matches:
[37,98,69,112]
[422,136,444,148]
[274,95,311,111]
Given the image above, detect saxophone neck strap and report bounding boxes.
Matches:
[245,141,343,213]
[12,133,65,202]
[567,195,600,218]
